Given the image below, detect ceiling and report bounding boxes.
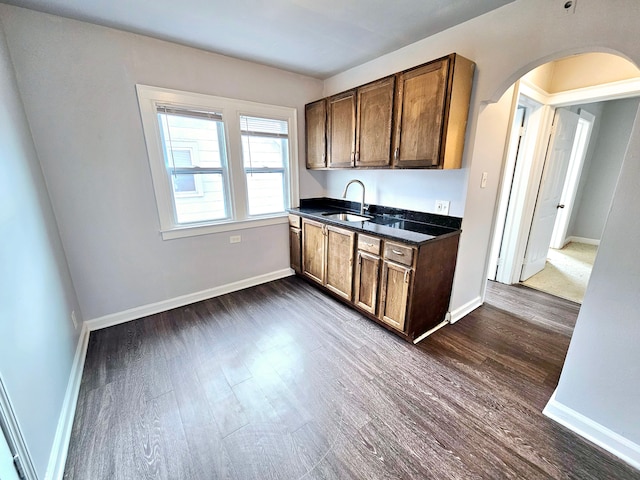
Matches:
[1,0,515,78]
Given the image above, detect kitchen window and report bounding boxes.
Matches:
[136,85,299,240]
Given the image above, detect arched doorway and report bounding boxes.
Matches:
[487,53,640,305]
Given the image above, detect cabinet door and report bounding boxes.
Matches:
[289,227,302,273]
[355,76,395,168]
[393,57,449,168]
[327,91,356,168]
[325,225,356,300]
[354,251,380,314]
[302,219,325,284]
[305,99,327,169]
[379,261,412,331]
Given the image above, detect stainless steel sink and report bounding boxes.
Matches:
[322,212,373,222]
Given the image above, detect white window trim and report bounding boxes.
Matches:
[136,84,299,240]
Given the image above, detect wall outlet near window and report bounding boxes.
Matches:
[435,200,450,215]
[71,310,78,329]
[229,235,242,244]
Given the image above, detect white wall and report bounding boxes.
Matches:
[0,5,324,320]
[323,0,640,455]
[0,23,81,478]
[569,97,640,240]
[555,104,640,447]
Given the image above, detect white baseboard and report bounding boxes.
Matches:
[45,323,90,480]
[544,390,640,471]
[85,268,294,331]
[449,295,482,324]
[565,236,600,246]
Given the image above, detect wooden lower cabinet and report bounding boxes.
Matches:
[296,218,460,342]
[325,226,355,299]
[301,219,355,300]
[302,219,325,284]
[354,251,380,314]
[289,227,301,273]
[379,261,412,331]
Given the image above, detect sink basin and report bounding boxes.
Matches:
[322,212,373,222]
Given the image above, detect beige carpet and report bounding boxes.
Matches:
[522,242,598,304]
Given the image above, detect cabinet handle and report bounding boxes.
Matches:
[391,249,404,256]
[365,243,375,247]
[394,148,399,161]
[357,252,362,265]
[404,269,410,283]
[351,151,355,163]
[355,152,360,163]
[322,153,326,161]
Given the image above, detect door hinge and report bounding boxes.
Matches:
[13,453,27,479]
[519,126,526,137]
[496,256,503,266]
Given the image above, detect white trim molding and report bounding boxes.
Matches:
[45,325,90,480]
[544,390,640,471]
[449,296,482,324]
[565,235,601,246]
[86,268,294,331]
[520,77,640,107]
[0,376,38,480]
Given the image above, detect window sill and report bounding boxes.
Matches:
[161,214,289,240]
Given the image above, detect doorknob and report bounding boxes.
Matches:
[557,204,565,209]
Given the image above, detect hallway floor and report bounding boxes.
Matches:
[522,242,597,304]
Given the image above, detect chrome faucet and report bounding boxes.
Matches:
[342,179,366,215]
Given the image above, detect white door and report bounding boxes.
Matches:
[521,108,580,280]
[0,428,21,480]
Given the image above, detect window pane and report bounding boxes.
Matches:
[174,173,226,223]
[157,109,229,223]
[241,136,286,168]
[157,112,223,168]
[246,172,285,216]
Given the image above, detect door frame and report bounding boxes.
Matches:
[0,375,37,479]
[491,77,640,285]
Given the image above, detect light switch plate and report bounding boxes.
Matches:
[229,235,241,244]
[435,200,450,215]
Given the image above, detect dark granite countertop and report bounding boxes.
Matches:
[288,198,462,246]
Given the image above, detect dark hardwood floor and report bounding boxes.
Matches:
[64,277,639,479]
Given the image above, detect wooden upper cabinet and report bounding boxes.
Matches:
[304,53,474,170]
[393,54,474,169]
[392,58,448,168]
[327,90,356,168]
[305,99,327,169]
[355,76,395,168]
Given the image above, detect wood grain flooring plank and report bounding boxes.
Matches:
[65,277,640,480]
[168,358,238,479]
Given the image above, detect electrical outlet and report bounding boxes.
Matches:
[229,235,241,244]
[435,200,450,215]
[71,310,78,329]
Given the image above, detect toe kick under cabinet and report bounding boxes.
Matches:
[290,215,460,343]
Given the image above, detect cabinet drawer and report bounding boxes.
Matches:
[357,234,380,255]
[288,214,301,228]
[383,241,414,266]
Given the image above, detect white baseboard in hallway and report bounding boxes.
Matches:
[544,390,640,471]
